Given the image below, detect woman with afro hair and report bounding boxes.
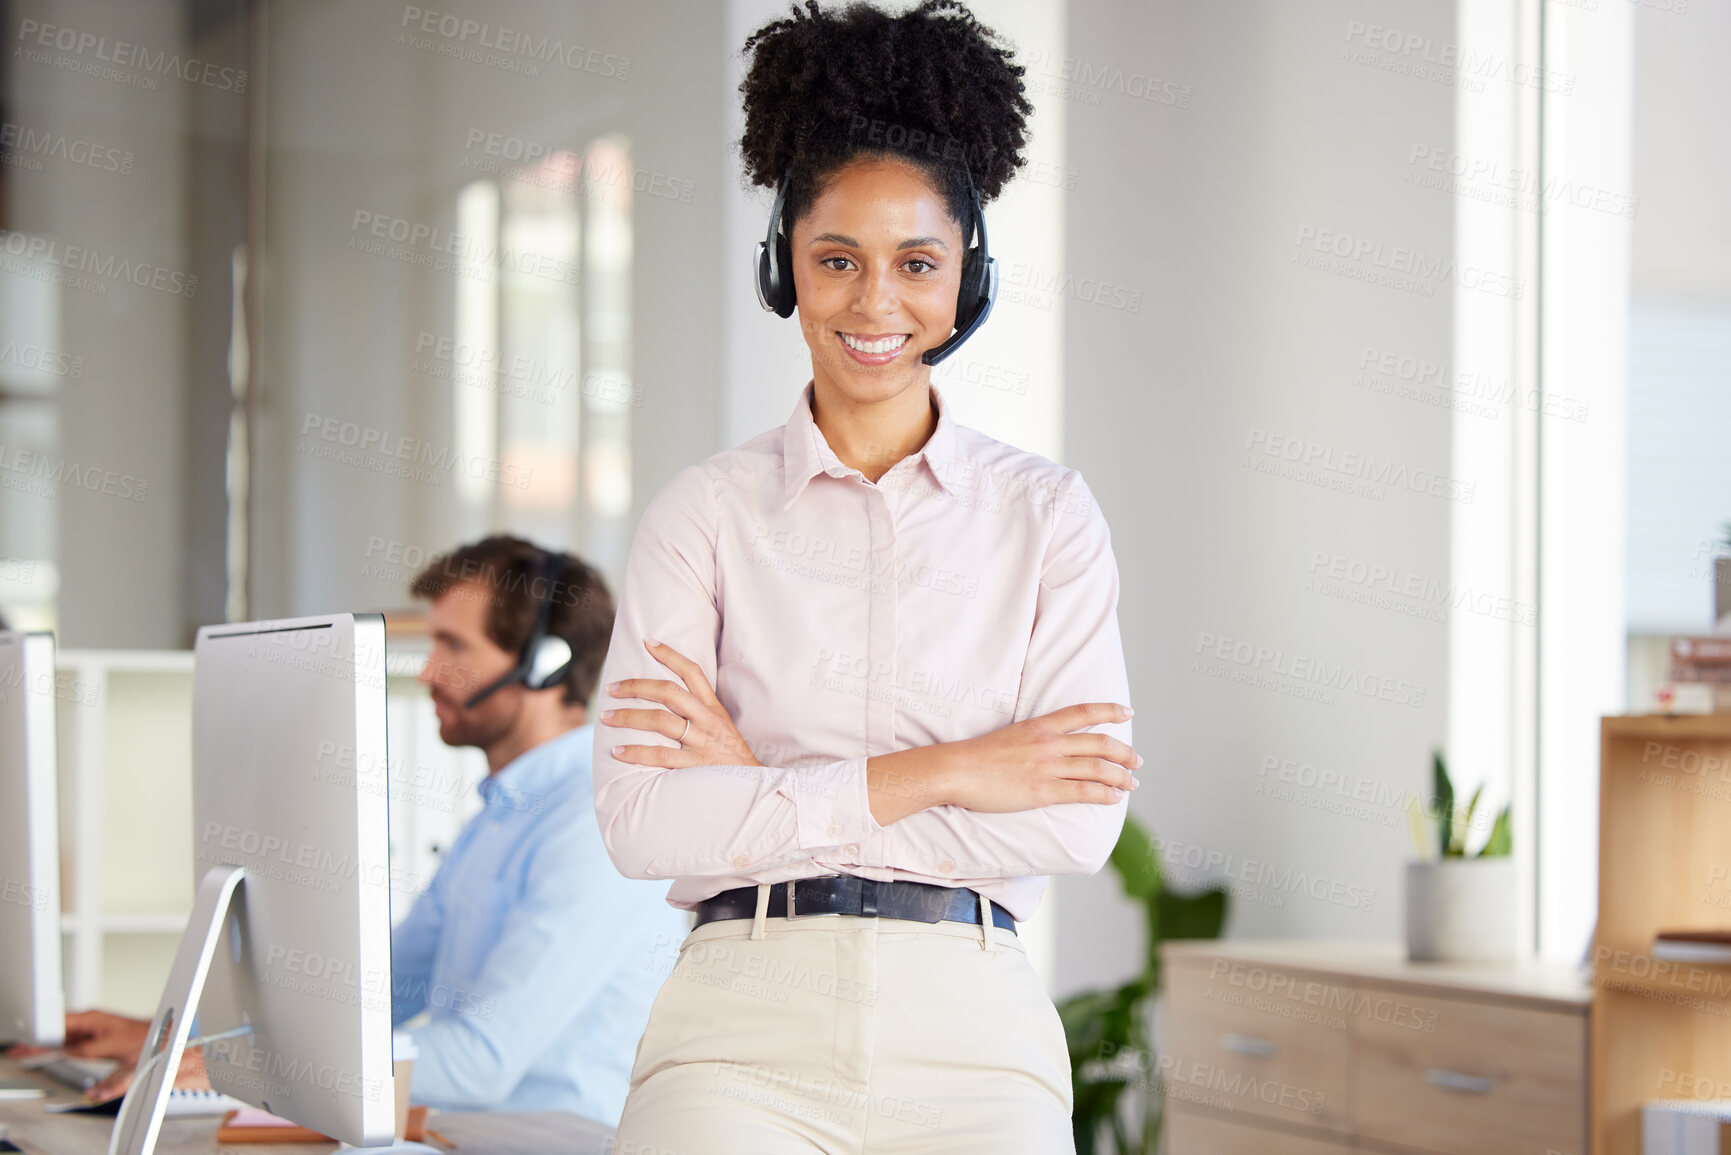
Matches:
[592,2,1140,1149]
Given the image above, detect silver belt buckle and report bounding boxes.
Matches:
[785,878,844,920]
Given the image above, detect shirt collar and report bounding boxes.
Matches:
[780,379,958,510]
[477,721,593,810]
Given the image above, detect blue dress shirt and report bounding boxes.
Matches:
[390,722,685,1125]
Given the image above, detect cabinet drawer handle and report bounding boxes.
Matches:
[1424,1068,1494,1095]
[1219,1033,1277,1057]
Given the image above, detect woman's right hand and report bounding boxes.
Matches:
[863,702,1139,825]
[937,702,1140,812]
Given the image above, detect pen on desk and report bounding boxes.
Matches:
[424,1127,457,1149]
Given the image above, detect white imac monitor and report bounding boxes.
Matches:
[0,629,64,1047]
[110,614,396,1153]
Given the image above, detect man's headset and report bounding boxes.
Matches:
[463,548,575,709]
[753,162,999,367]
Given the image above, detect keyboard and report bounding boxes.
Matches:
[18,1055,116,1093]
[21,1054,247,1117]
[160,1087,249,1117]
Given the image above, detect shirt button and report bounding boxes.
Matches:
[844,844,859,857]
[828,823,842,839]
[731,853,750,870]
[937,860,954,874]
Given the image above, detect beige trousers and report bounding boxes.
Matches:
[610,895,1075,1154]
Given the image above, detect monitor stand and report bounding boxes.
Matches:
[106,865,245,1155]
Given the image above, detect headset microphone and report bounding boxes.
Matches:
[463,549,574,709]
[754,161,999,366]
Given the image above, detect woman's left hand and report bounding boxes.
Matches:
[601,638,762,769]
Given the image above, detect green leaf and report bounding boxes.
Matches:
[1455,782,1483,857]
[1158,886,1227,940]
[1433,748,1454,858]
[1110,812,1162,901]
[1064,819,1231,1154]
[1477,804,1513,857]
[1150,886,1227,988]
[1059,978,1145,1154]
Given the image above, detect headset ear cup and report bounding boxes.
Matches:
[754,233,796,318]
[524,636,573,691]
[756,243,775,313]
[773,232,795,317]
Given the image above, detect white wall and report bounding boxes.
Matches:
[12,0,1652,1003]
[1623,0,1731,637]
[1063,0,1461,997]
[1629,0,1731,303]
[250,0,726,620]
[4,0,201,647]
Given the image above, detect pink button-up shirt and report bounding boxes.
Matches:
[591,380,1131,923]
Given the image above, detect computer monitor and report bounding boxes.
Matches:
[110,614,397,1154]
[0,629,64,1047]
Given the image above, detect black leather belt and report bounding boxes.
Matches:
[694,875,1016,935]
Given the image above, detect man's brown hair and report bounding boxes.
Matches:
[410,535,614,707]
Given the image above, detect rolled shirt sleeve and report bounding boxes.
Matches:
[592,464,878,881]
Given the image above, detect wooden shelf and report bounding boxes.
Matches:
[1593,713,1731,1154]
[1602,713,1731,741]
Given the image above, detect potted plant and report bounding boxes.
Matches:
[1404,749,1515,961]
[1057,814,1228,1155]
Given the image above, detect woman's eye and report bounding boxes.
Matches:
[905,259,935,274]
[821,256,854,271]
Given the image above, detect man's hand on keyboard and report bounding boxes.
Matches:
[7,1010,213,1101]
[87,1042,210,1102]
[6,1008,148,1065]
[60,1010,151,1063]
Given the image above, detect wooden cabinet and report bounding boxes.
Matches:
[1162,957,1354,1134]
[1162,941,1590,1155]
[1594,715,1731,1155]
[1166,1108,1357,1153]
[1356,990,1586,1155]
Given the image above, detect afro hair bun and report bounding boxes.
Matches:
[738,0,1033,228]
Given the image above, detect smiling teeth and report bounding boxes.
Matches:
[841,333,908,355]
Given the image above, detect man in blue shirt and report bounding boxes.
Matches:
[13,537,684,1121]
[394,535,685,1125]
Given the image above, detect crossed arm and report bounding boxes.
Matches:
[590,464,1140,882]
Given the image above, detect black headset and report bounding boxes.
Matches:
[463,548,575,708]
[754,163,999,367]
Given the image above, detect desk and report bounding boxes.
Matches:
[0,1058,615,1155]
